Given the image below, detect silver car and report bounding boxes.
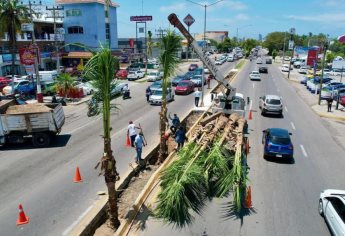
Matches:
[259,94,283,116]
[319,189,345,236]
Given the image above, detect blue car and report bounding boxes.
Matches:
[262,128,294,160]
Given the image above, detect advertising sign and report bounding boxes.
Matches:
[19,47,36,65]
[129,38,134,48]
[307,49,318,66]
[21,23,33,32]
[130,16,152,21]
[288,40,294,50]
[183,14,195,27]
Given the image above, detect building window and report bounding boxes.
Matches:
[66,9,82,17]
[105,10,109,18]
[105,23,110,40]
[68,26,84,34]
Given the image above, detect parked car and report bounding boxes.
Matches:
[331,68,345,76]
[2,80,36,95]
[215,59,224,65]
[41,81,56,96]
[116,69,128,79]
[184,71,195,80]
[262,128,294,160]
[172,75,187,86]
[319,189,345,236]
[149,80,164,91]
[190,75,206,87]
[111,82,128,96]
[147,71,162,82]
[249,71,261,81]
[307,77,333,93]
[74,81,94,95]
[203,68,210,74]
[321,84,345,99]
[259,94,283,116]
[149,87,174,105]
[188,64,198,71]
[175,80,195,95]
[298,66,309,74]
[127,70,145,81]
[259,66,268,73]
[281,64,292,72]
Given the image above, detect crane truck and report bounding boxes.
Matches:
[168,13,246,116]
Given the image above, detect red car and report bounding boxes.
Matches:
[340,95,345,107]
[175,80,195,95]
[188,64,198,71]
[0,77,11,92]
[116,69,128,79]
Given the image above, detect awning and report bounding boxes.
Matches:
[63,52,93,59]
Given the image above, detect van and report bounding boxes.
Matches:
[33,71,58,82]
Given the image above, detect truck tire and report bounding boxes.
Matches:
[32,132,51,148]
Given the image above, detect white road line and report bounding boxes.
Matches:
[290,122,296,130]
[285,106,288,112]
[300,145,308,157]
[62,205,93,236]
[252,83,255,89]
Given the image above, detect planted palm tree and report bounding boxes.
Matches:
[157,31,181,163]
[0,0,30,82]
[83,45,121,229]
[155,113,249,227]
[55,73,75,99]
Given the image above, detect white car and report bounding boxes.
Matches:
[259,94,283,116]
[249,71,261,81]
[204,68,210,74]
[111,82,128,96]
[149,88,174,105]
[281,64,292,72]
[147,71,162,82]
[127,70,145,81]
[74,81,94,95]
[319,189,345,236]
[298,66,309,74]
[215,59,224,65]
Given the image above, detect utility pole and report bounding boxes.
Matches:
[318,39,329,105]
[46,5,64,74]
[282,31,287,65]
[287,28,296,79]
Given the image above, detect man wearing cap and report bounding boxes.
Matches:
[127,121,139,147]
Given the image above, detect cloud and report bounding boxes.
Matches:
[322,0,345,6]
[226,1,247,10]
[160,3,186,12]
[235,13,249,20]
[287,13,345,22]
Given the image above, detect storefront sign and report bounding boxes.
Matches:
[19,47,36,65]
[130,16,152,21]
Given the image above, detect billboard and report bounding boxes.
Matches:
[307,49,318,66]
[130,16,152,21]
[19,47,36,65]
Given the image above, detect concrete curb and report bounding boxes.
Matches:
[313,109,345,121]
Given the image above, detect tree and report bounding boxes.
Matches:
[0,0,30,79]
[83,46,121,229]
[262,32,286,55]
[147,30,156,58]
[272,50,277,61]
[55,73,75,98]
[157,31,181,163]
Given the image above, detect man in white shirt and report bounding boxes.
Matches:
[127,121,139,147]
[194,88,202,107]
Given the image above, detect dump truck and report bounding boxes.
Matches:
[168,13,246,116]
[0,100,65,148]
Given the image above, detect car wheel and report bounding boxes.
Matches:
[32,132,51,148]
[318,199,324,216]
[263,154,267,160]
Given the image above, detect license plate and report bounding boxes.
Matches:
[276,154,282,157]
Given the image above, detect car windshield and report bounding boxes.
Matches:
[270,136,291,145]
[178,82,189,87]
[152,90,163,96]
[266,99,281,105]
[149,72,157,76]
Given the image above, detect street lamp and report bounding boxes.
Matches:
[236,24,252,43]
[186,0,224,107]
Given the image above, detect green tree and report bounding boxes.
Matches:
[157,31,181,163]
[326,51,336,63]
[0,0,30,79]
[55,73,75,98]
[263,32,285,55]
[83,46,121,229]
[272,50,277,61]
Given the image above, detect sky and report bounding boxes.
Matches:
[44,0,345,39]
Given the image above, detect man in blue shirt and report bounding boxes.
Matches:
[134,132,146,163]
[175,126,188,151]
[169,113,180,134]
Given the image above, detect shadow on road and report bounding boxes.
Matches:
[221,202,257,225]
[261,113,284,119]
[0,134,71,151]
[264,156,295,164]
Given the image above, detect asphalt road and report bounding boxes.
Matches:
[0,59,236,236]
[138,57,345,235]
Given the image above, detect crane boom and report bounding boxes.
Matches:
[168,13,236,98]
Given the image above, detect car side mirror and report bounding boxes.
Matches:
[289,133,292,135]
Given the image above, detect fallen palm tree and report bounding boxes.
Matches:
[155,112,249,227]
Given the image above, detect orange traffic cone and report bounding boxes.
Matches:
[74,167,82,183]
[244,186,252,209]
[125,134,131,147]
[248,110,252,120]
[17,204,29,226]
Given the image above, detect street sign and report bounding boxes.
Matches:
[183,14,195,27]
[21,23,33,32]
[130,15,152,21]
[288,40,294,50]
[289,28,296,35]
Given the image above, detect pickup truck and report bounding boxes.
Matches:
[0,100,65,148]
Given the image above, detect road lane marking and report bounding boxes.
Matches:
[300,145,308,157]
[62,205,93,236]
[290,122,296,130]
[285,106,288,112]
[253,83,255,89]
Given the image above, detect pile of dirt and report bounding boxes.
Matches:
[5,103,52,115]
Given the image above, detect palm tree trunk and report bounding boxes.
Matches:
[158,100,168,163]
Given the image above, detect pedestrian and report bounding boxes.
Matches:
[206,75,211,89]
[169,113,180,134]
[175,126,188,151]
[194,88,201,107]
[127,121,139,147]
[134,131,146,163]
[146,87,151,102]
[327,96,333,112]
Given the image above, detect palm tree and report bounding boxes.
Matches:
[147,30,156,59]
[83,45,121,229]
[55,73,75,98]
[157,31,181,163]
[0,0,30,80]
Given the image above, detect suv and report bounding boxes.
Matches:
[259,95,283,116]
[262,128,294,160]
[265,58,272,64]
[149,88,174,105]
[319,189,345,236]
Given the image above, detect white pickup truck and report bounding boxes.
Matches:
[0,100,65,148]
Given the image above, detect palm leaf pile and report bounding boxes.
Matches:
[155,112,249,227]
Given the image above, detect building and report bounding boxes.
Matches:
[194,31,228,43]
[57,0,119,52]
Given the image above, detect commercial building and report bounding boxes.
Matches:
[194,31,229,43]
